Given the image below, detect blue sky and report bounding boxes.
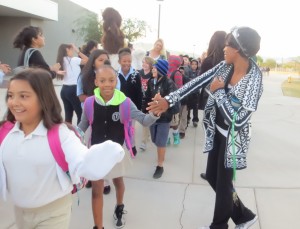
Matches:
[71,0,299,59]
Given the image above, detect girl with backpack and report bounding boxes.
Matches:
[0,68,124,229]
[78,64,158,229]
[76,49,112,192]
[13,26,62,78]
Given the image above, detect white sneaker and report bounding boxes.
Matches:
[235,216,258,229]
[139,143,146,151]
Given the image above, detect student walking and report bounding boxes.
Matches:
[56,44,88,124]
[76,49,112,192]
[198,31,227,180]
[148,27,262,229]
[187,59,201,127]
[0,68,124,229]
[78,64,158,229]
[116,47,143,156]
[139,56,155,151]
[145,59,178,178]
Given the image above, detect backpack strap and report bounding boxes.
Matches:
[24,48,37,67]
[0,121,15,145]
[84,96,95,125]
[47,124,68,172]
[120,98,135,158]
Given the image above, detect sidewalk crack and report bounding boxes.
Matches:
[179,183,189,229]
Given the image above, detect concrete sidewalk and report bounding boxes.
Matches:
[0,74,300,229]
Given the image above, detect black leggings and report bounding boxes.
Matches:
[206,130,255,229]
[60,85,82,124]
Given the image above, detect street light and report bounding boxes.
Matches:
[193,44,196,58]
[157,0,164,39]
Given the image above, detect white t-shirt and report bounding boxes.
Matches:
[63,56,81,85]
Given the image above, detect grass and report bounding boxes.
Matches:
[281,77,300,98]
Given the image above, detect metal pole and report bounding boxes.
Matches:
[158,3,161,39]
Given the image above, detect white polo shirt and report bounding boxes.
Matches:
[0,121,125,208]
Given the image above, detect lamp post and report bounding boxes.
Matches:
[157,0,164,39]
[193,44,196,58]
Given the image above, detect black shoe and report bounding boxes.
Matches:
[86,180,92,188]
[132,146,137,156]
[153,166,164,179]
[103,185,111,195]
[179,132,185,139]
[200,173,207,180]
[113,204,126,228]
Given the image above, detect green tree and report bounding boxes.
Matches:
[73,12,102,43]
[122,18,147,42]
[73,14,147,44]
[256,55,263,65]
[264,58,277,68]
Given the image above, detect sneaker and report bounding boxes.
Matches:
[132,146,137,156]
[179,132,185,139]
[103,185,111,195]
[193,122,198,127]
[153,166,164,179]
[167,137,171,146]
[139,143,146,151]
[85,180,92,188]
[113,204,126,228]
[235,216,258,229]
[173,133,180,145]
[200,173,207,180]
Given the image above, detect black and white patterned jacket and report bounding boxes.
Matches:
[165,59,263,169]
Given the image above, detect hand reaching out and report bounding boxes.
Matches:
[146,93,169,116]
[0,63,11,74]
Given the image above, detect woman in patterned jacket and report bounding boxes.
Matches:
[147,26,262,229]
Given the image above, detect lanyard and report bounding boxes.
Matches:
[231,111,238,181]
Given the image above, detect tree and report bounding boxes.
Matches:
[73,14,147,44]
[264,58,277,68]
[73,12,102,43]
[256,55,263,65]
[122,18,147,42]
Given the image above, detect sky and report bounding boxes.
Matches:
[70,0,299,60]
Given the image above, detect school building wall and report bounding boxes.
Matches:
[0,0,97,70]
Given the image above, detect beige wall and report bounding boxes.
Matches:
[0,0,96,70]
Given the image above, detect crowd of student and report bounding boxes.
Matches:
[0,7,263,229]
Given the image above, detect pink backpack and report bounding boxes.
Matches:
[84,96,135,158]
[0,121,86,194]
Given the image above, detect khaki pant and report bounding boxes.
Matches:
[179,105,188,133]
[141,126,150,144]
[14,194,72,229]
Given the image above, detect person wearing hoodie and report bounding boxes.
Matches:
[167,55,189,141]
[145,59,177,178]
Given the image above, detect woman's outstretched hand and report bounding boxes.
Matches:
[147,93,169,116]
